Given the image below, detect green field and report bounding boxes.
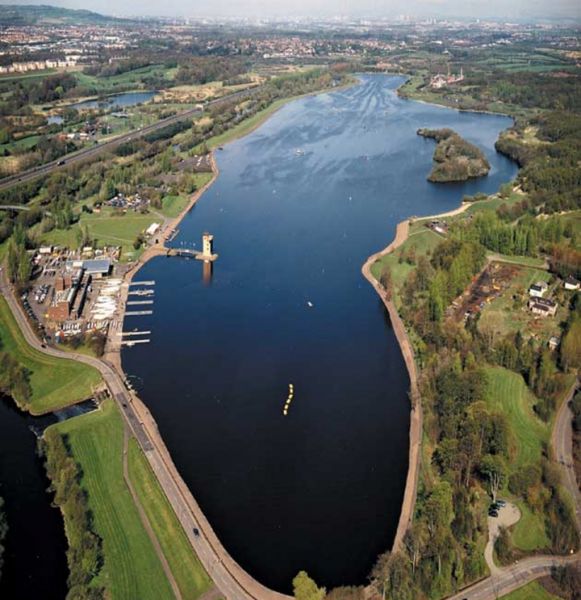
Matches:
[0,296,101,413]
[40,209,160,260]
[511,500,550,551]
[127,439,213,600]
[54,400,175,600]
[483,367,551,551]
[500,581,560,600]
[484,366,548,468]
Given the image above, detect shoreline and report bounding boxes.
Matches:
[361,201,473,553]
[6,73,513,596]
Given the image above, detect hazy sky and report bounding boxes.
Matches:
[9,0,581,20]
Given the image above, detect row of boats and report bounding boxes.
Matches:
[283,383,295,416]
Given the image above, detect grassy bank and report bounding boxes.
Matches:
[198,96,291,152]
[500,581,560,600]
[483,366,548,469]
[0,295,101,414]
[127,439,213,600]
[53,400,175,600]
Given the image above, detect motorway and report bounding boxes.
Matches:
[0,86,258,193]
[0,267,290,600]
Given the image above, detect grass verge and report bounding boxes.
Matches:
[500,581,560,600]
[0,295,101,414]
[127,438,213,600]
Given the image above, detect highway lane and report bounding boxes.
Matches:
[0,86,258,193]
[0,267,290,600]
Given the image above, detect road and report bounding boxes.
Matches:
[0,268,290,600]
[445,383,580,600]
[0,86,258,193]
[552,381,581,531]
[446,554,579,600]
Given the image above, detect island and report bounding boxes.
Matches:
[417,127,491,182]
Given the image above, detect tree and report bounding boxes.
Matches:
[292,571,325,600]
[379,265,393,300]
[479,454,507,501]
[560,318,581,371]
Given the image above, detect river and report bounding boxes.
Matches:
[123,74,517,591]
[0,395,67,599]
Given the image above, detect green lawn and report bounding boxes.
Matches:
[484,366,548,469]
[40,210,159,260]
[127,439,213,600]
[500,581,561,600]
[0,296,101,414]
[54,400,175,600]
[161,173,214,218]
[511,500,550,551]
[161,195,190,219]
[483,367,551,552]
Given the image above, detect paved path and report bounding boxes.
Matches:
[446,554,579,600]
[361,218,421,554]
[0,267,291,600]
[484,503,521,576]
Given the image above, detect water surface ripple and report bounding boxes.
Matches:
[123,75,516,591]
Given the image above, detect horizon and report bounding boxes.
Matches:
[4,0,581,22]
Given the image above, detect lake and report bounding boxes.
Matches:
[123,74,517,591]
[71,90,156,110]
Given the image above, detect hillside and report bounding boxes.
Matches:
[418,127,491,182]
[0,4,129,26]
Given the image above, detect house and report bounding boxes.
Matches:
[528,281,548,298]
[548,336,560,351]
[564,275,580,291]
[528,297,557,317]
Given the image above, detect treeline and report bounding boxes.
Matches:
[0,350,32,406]
[468,70,580,112]
[451,211,579,277]
[7,73,78,109]
[374,229,580,597]
[395,238,486,330]
[495,112,581,214]
[174,56,249,85]
[83,58,151,78]
[40,429,104,600]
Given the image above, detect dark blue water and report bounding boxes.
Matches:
[0,396,68,599]
[71,90,156,110]
[123,75,516,591]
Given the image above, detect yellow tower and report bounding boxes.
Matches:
[202,232,214,258]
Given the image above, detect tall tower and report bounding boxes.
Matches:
[202,232,214,258]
